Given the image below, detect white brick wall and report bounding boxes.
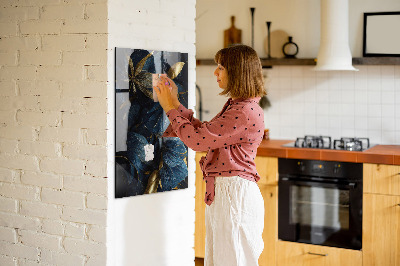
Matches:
[0,0,108,265]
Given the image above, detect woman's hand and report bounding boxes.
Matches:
[153,76,176,114]
[160,76,180,109]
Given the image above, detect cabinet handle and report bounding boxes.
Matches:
[397,204,400,207]
[307,252,328,256]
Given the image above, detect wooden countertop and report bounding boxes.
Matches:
[257,139,400,165]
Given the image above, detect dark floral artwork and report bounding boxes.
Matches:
[115,48,188,198]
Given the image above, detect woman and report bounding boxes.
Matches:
[155,44,266,266]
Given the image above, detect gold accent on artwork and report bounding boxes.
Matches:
[144,160,163,194]
[168,62,185,79]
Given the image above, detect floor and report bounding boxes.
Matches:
[195,257,204,266]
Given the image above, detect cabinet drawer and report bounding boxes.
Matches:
[277,241,362,266]
[364,164,400,196]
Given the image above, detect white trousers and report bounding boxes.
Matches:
[205,176,264,266]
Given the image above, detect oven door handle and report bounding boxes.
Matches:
[280,177,357,189]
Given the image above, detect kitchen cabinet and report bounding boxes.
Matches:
[256,156,278,266]
[363,163,400,196]
[276,241,362,266]
[195,152,207,258]
[363,163,400,266]
[255,156,278,186]
[363,193,400,266]
[259,184,278,266]
[195,155,400,265]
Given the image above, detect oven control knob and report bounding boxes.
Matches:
[297,161,305,171]
[334,164,341,174]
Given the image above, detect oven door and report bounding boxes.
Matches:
[278,176,362,250]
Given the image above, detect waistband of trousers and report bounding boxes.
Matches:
[214,176,244,184]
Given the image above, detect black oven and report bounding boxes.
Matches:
[278,158,363,250]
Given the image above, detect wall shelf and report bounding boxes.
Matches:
[196,57,400,67]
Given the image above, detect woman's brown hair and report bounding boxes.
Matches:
[214,44,266,99]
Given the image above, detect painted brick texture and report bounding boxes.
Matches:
[0,0,108,265]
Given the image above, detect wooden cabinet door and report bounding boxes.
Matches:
[364,164,400,196]
[363,193,400,266]
[259,185,278,266]
[276,241,362,266]
[195,152,207,258]
[255,156,278,186]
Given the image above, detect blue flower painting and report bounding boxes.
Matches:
[115,48,188,198]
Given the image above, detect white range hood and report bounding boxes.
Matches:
[314,0,358,71]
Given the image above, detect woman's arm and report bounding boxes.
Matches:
[156,77,202,137]
[155,76,250,151]
[165,106,248,151]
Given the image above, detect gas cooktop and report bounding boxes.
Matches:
[282,135,375,151]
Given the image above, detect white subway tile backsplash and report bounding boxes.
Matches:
[342,128,355,137]
[396,105,400,117]
[292,92,304,103]
[395,66,400,78]
[382,105,395,118]
[355,128,368,138]
[280,114,292,127]
[367,91,381,105]
[328,74,341,89]
[382,78,395,91]
[382,90,395,104]
[367,77,381,91]
[382,117,396,131]
[316,77,329,90]
[381,66,395,77]
[341,104,355,116]
[291,67,304,78]
[342,117,355,129]
[328,88,342,103]
[278,67,292,78]
[316,115,330,128]
[329,116,342,129]
[341,89,355,104]
[279,126,293,138]
[368,117,382,131]
[279,77,291,89]
[341,71,355,81]
[368,130,382,144]
[367,65,381,76]
[354,89,368,104]
[316,89,329,103]
[355,104,368,117]
[196,65,400,144]
[367,104,382,118]
[291,78,304,90]
[355,116,368,130]
[303,67,316,78]
[382,131,396,144]
[304,90,316,104]
[316,103,330,116]
[304,102,316,115]
[354,72,368,91]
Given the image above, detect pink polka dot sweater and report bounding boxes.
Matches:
[163,97,265,205]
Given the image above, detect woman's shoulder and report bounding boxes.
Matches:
[232,97,262,111]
